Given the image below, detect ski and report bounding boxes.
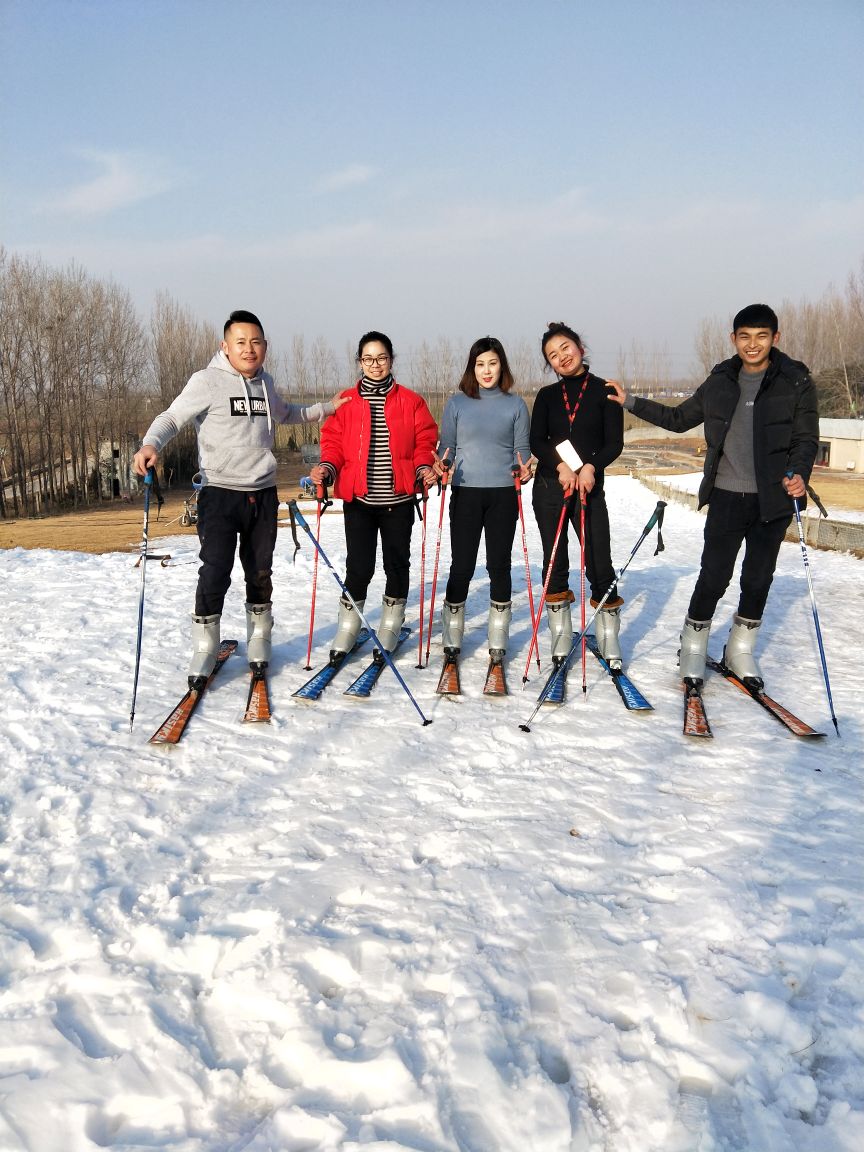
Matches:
[344,627,411,698]
[483,656,508,696]
[535,657,568,706]
[436,654,462,695]
[584,634,653,711]
[243,669,271,723]
[706,656,825,738]
[292,629,371,701]
[683,682,713,738]
[149,640,238,745]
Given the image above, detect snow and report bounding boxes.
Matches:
[1,475,861,1152]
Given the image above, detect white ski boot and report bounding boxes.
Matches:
[679,617,711,686]
[188,613,221,689]
[245,601,273,670]
[376,595,406,653]
[592,597,623,670]
[487,600,512,660]
[546,592,573,667]
[330,596,364,659]
[441,600,466,655]
[724,615,763,688]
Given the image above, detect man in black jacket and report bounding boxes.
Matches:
[607,303,819,688]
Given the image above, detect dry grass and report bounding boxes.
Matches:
[1,451,862,556]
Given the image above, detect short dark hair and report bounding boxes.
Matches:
[357,330,394,361]
[732,304,778,334]
[540,321,586,369]
[224,310,265,337]
[458,336,515,399]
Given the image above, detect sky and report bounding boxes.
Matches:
[2,0,863,378]
[1,475,861,1149]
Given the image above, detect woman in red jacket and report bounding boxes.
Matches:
[310,331,438,658]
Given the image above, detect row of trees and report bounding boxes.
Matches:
[2,246,862,519]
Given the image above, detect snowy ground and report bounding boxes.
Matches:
[1,476,861,1152]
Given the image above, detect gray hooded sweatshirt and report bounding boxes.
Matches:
[142,350,334,491]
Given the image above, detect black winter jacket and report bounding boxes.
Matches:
[629,349,819,522]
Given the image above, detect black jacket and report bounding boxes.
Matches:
[630,349,819,521]
[530,371,624,490]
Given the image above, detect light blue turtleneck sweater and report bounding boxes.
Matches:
[438,387,531,488]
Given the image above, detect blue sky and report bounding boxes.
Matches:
[2,0,862,376]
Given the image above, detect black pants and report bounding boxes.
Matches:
[688,488,791,621]
[195,485,278,616]
[532,474,616,602]
[444,486,518,604]
[343,498,416,601]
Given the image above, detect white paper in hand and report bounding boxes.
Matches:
[556,441,583,471]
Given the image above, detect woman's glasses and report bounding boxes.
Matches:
[360,354,391,367]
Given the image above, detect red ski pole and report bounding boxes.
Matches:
[513,455,540,672]
[416,485,429,668]
[522,493,572,683]
[425,460,451,666]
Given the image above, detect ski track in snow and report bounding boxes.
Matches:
[0,477,861,1152]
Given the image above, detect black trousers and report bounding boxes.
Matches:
[688,488,791,621]
[343,498,416,601]
[532,474,616,602]
[194,485,279,616]
[444,486,519,604]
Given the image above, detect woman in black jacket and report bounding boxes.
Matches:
[530,322,624,668]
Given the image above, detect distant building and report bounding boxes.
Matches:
[817,419,864,473]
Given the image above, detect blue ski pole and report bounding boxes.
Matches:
[788,475,839,736]
[289,501,432,726]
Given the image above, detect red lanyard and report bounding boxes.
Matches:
[561,371,589,427]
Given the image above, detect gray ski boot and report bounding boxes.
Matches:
[678,617,711,686]
[330,596,364,660]
[593,598,623,670]
[246,601,273,671]
[487,600,512,660]
[546,593,573,667]
[724,615,763,688]
[441,600,466,656]
[376,595,406,653]
[188,613,221,690]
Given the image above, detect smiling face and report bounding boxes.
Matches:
[474,351,502,389]
[543,333,585,377]
[732,326,779,373]
[358,340,392,381]
[222,323,267,378]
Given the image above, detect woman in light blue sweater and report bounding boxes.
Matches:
[435,337,532,669]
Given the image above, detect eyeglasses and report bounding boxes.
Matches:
[360,354,391,366]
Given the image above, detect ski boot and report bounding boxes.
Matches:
[724,615,763,689]
[678,617,711,686]
[188,613,221,691]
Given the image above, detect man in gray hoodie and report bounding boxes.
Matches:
[133,310,346,689]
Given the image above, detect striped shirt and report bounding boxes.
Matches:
[359,375,416,507]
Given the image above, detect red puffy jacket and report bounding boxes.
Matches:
[321,381,438,502]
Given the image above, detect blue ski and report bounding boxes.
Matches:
[344,627,411,698]
[293,630,371,701]
[538,660,568,706]
[584,634,653,711]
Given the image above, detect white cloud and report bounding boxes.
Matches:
[42,149,175,217]
[314,164,375,192]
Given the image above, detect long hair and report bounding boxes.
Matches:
[458,336,515,399]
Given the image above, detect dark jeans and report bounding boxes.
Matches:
[343,498,416,601]
[688,488,791,621]
[444,486,519,604]
[532,474,616,601]
[195,485,278,615]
